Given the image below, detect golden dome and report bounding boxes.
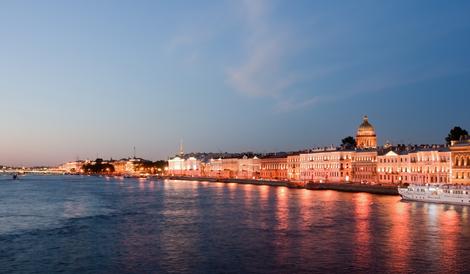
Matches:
[357,116,376,136]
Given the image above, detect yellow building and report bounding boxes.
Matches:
[450,138,470,184]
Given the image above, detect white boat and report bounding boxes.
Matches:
[398,184,470,206]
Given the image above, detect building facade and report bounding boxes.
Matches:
[377,147,451,185]
[287,154,301,181]
[238,156,261,179]
[167,156,202,176]
[260,156,288,180]
[168,156,185,175]
[300,149,353,183]
[58,161,85,173]
[351,150,378,183]
[206,158,223,178]
[408,148,451,184]
[377,150,411,184]
[221,158,239,178]
[450,138,470,184]
[112,160,128,175]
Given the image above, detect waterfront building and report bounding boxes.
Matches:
[238,156,261,179]
[125,157,147,175]
[168,156,186,175]
[356,116,377,149]
[58,161,85,173]
[351,150,378,183]
[408,147,451,184]
[377,150,411,184]
[167,156,202,176]
[300,148,353,183]
[206,158,223,177]
[185,157,202,177]
[450,137,470,184]
[111,160,128,175]
[221,158,239,178]
[377,146,451,184]
[299,116,378,183]
[260,156,288,180]
[287,154,301,181]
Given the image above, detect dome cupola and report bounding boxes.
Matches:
[356,116,377,149]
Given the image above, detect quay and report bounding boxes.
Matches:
[162,176,399,195]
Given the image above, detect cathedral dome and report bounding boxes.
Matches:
[357,116,376,136]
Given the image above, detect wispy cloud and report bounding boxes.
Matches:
[275,96,320,112]
[226,0,462,113]
[226,0,347,112]
[227,0,310,107]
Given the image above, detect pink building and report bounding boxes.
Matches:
[377,147,451,184]
[300,148,353,183]
[377,151,411,184]
[206,158,223,178]
[287,154,301,181]
[409,148,451,184]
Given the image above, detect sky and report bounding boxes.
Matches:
[0,0,469,166]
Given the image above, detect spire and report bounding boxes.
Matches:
[363,115,368,122]
[179,139,184,157]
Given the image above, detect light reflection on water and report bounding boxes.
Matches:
[0,175,469,273]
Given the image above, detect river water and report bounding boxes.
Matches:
[0,175,469,273]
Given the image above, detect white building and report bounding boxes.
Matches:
[167,156,202,176]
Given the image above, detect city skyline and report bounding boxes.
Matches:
[1,1,470,166]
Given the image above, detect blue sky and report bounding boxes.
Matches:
[0,0,469,166]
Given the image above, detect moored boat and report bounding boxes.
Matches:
[398,184,470,205]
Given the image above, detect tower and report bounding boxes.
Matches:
[179,139,184,157]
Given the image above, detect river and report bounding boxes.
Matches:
[0,175,469,273]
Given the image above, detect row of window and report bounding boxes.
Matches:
[379,157,449,163]
[261,164,288,169]
[378,167,449,173]
[300,172,344,178]
[301,155,353,161]
[352,167,375,172]
[455,172,470,179]
[379,175,449,183]
[352,157,376,161]
[455,157,470,167]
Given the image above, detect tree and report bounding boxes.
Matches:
[341,136,356,149]
[82,158,115,174]
[446,126,468,145]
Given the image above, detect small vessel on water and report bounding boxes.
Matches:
[398,184,470,206]
[12,174,18,180]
